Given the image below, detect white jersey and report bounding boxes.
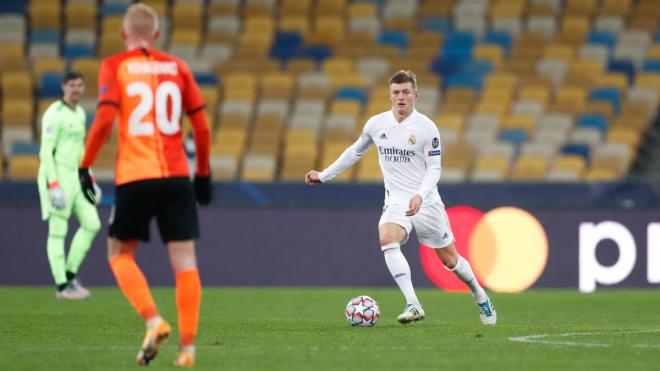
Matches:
[319,109,443,206]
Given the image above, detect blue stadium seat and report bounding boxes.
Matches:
[561,143,591,163]
[589,87,621,113]
[30,30,60,45]
[499,129,528,146]
[642,59,660,73]
[421,17,451,33]
[194,73,219,86]
[462,60,493,76]
[63,45,94,59]
[335,87,367,105]
[269,31,303,62]
[11,141,39,156]
[0,0,26,14]
[587,31,616,50]
[431,57,463,75]
[485,31,512,53]
[607,59,635,83]
[101,2,129,17]
[577,114,608,137]
[40,73,64,98]
[444,73,482,90]
[378,30,409,52]
[299,45,332,63]
[446,32,477,49]
[86,113,94,127]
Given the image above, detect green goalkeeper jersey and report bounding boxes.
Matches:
[38,100,87,219]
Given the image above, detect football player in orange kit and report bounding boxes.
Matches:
[79,3,211,367]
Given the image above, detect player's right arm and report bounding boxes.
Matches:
[305,122,374,185]
[39,106,60,185]
[81,60,118,169]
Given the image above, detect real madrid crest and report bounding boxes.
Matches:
[408,134,416,145]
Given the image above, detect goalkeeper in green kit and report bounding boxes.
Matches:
[38,71,101,300]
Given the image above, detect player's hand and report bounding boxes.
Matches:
[78,167,99,205]
[193,174,212,206]
[406,194,423,216]
[47,181,66,210]
[304,170,322,185]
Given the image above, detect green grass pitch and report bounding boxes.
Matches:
[1,287,658,370]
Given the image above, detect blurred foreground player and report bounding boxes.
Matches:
[38,71,101,300]
[79,3,212,367]
[305,70,496,325]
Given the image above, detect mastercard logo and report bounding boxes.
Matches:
[419,206,549,293]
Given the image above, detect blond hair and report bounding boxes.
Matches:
[123,3,159,40]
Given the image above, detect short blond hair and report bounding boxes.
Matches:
[123,3,159,40]
[389,70,417,89]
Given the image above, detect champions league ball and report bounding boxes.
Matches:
[345,295,380,327]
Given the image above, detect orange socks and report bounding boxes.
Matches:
[109,255,158,321]
[175,269,201,346]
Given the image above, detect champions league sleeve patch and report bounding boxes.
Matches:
[432,137,439,148]
[427,150,441,156]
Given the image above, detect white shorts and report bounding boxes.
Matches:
[378,201,455,249]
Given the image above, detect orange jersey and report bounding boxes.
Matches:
[92,48,206,185]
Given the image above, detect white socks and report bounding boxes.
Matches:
[449,256,488,304]
[383,243,420,306]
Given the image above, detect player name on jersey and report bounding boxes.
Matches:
[126,61,178,76]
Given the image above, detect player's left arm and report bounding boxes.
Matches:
[407,125,442,216]
[182,62,212,205]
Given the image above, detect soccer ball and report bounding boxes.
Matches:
[345,295,380,327]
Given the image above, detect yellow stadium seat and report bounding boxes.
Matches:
[308,16,344,46]
[553,154,587,177]
[474,101,508,117]
[561,15,590,35]
[330,101,361,117]
[209,0,239,16]
[635,73,660,89]
[596,73,628,92]
[71,58,100,97]
[1,72,33,101]
[248,128,281,155]
[212,128,247,157]
[585,166,620,182]
[544,44,575,62]
[473,154,510,180]
[419,1,452,17]
[490,1,524,18]
[223,73,258,101]
[600,0,632,15]
[260,73,294,100]
[101,16,123,35]
[244,16,275,35]
[481,88,514,106]
[280,0,311,16]
[565,0,597,16]
[555,85,588,106]
[502,115,536,134]
[218,114,250,131]
[320,141,354,182]
[315,0,347,16]
[30,2,60,31]
[140,0,167,16]
[2,100,33,127]
[474,44,504,68]
[583,101,614,120]
[280,154,317,181]
[433,114,465,132]
[65,3,97,30]
[484,73,518,91]
[254,115,284,132]
[170,30,202,48]
[511,155,548,181]
[99,33,125,58]
[329,73,367,90]
[647,44,660,60]
[348,2,377,19]
[356,147,382,183]
[518,86,550,106]
[94,141,118,169]
[323,57,354,76]
[8,154,39,180]
[286,59,316,76]
[279,16,310,36]
[0,43,24,62]
[243,0,273,16]
[607,127,641,149]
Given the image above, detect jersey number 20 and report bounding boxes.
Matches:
[127,81,182,136]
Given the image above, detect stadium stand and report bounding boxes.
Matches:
[0,0,657,183]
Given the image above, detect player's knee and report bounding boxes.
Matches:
[48,217,68,238]
[82,216,101,234]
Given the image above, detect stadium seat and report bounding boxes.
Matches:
[8,154,39,180]
[241,153,277,182]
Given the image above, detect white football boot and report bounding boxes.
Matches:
[68,278,90,299]
[477,298,497,325]
[55,287,86,300]
[396,304,426,324]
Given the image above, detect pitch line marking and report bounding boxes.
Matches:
[509,329,660,349]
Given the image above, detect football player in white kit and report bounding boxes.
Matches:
[305,70,496,325]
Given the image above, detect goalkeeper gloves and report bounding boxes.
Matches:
[78,167,101,205]
[47,181,66,210]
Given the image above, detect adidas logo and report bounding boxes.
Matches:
[442,232,449,239]
[380,133,387,139]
